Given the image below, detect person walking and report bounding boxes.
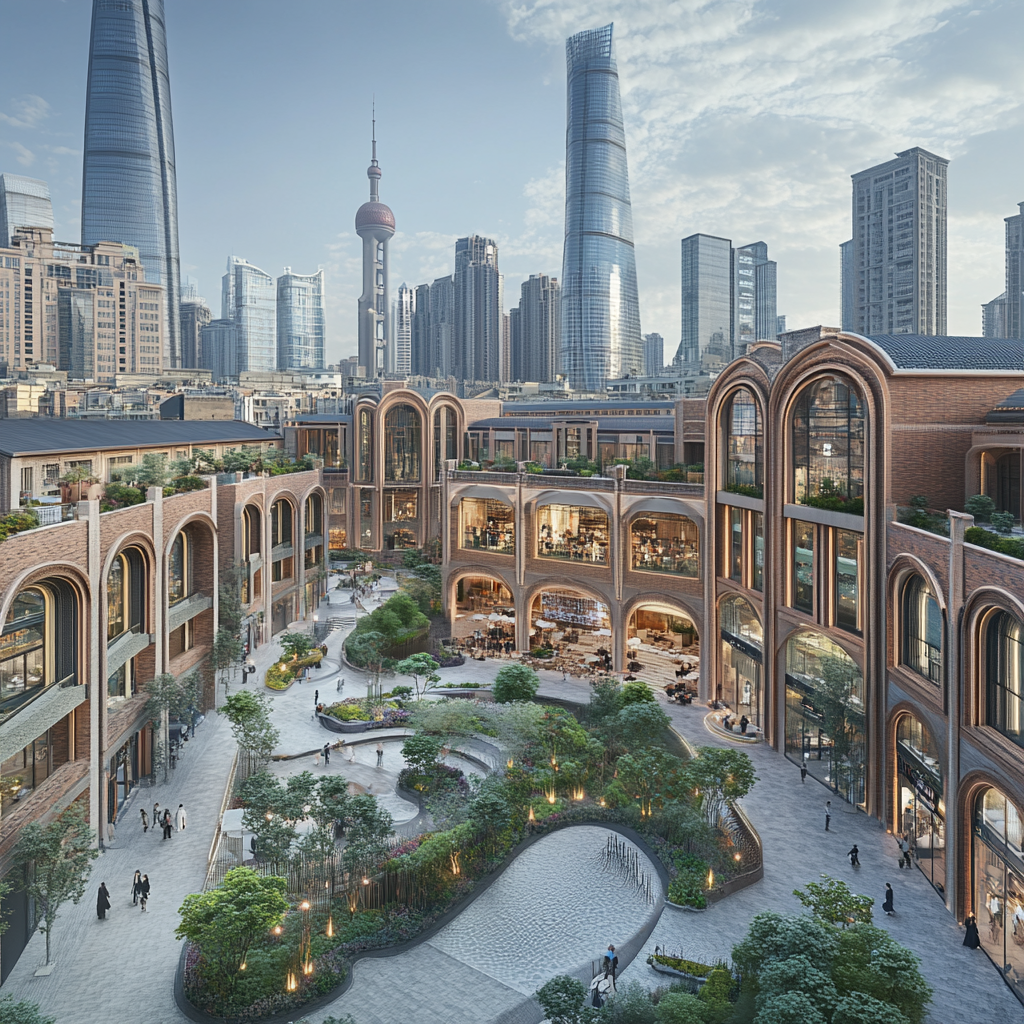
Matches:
[162,809,173,840]
[96,883,110,920]
[739,715,749,735]
[897,834,909,869]
[153,802,161,832]
[314,689,319,707]
[131,869,142,905]
[376,741,384,767]
[883,883,895,916]
[323,743,330,765]
[825,800,832,832]
[800,764,808,784]
[603,944,618,981]
[848,844,860,867]
[176,803,187,831]
[314,750,321,767]
[139,874,150,913]
[963,914,981,949]
[140,808,149,833]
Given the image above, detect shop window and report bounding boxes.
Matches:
[834,530,862,633]
[1,729,51,813]
[272,556,294,583]
[305,545,323,570]
[384,403,422,482]
[107,548,145,642]
[433,406,459,480]
[271,500,293,548]
[630,514,698,577]
[329,527,348,551]
[460,498,514,554]
[359,489,374,549]
[900,575,942,682]
[896,715,944,891]
[720,595,763,727]
[305,494,323,537]
[107,658,136,703]
[385,528,417,550]
[724,388,763,496]
[384,491,419,523]
[985,610,1024,750]
[536,504,608,564]
[791,520,814,614]
[168,620,194,660]
[791,376,865,506]
[168,531,191,606]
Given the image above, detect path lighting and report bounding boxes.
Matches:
[450,850,461,875]
[239,962,247,971]
[326,916,334,938]
[707,868,715,889]
[265,811,274,822]
[734,852,742,862]
[572,787,585,801]
[347,890,359,918]
[528,806,536,823]
[507,758,514,769]
[286,972,298,992]
[273,925,283,935]
[362,876,370,885]
[300,901,310,911]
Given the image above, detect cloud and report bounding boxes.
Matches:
[0,94,52,129]
[7,141,36,167]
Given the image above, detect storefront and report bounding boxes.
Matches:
[451,576,515,647]
[536,504,609,563]
[383,490,419,549]
[630,514,699,577]
[720,595,763,726]
[459,498,515,554]
[895,715,944,891]
[530,589,613,673]
[626,604,699,688]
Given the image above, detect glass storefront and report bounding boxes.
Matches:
[384,403,422,482]
[107,733,141,821]
[784,631,865,806]
[835,530,861,633]
[459,498,515,554]
[791,375,865,504]
[986,610,1024,751]
[359,489,374,549]
[720,595,763,726]
[533,589,610,631]
[974,788,1024,1004]
[792,520,814,613]
[536,504,609,563]
[452,576,514,640]
[630,514,698,576]
[357,407,373,482]
[896,715,944,892]
[328,527,347,551]
[725,388,763,494]
[1,729,50,813]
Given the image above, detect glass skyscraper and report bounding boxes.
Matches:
[277,269,325,370]
[82,0,181,367]
[560,23,642,390]
[223,257,276,373]
[0,175,53,247]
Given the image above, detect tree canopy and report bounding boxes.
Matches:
[492,663,540,703]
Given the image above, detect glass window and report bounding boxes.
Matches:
[460,498,515,554]
[986,610,1024,750]
[530,439,552,468]
[630,514,698,577]
[384,403,422,482]
[536,504,608,563]
[107,553,126,641]
[752,512,764,592]
[725,388,763,495]
[720,595,763,727]
[834,530,861,632]
[242,505,261,556]
[792,520,814,613]
[107,658,136,703]
[168,532,190,606]
[384,491,418,523]
[1,729,51,813]
[359,488,374,549]
[433,406,458,479]
[329,527,347,551]
[271,500,293,548]
[791,376,865,506]
[357,407,373,482]
[305,494,323,537]
[896,715,944,890]
[901,575,942,682]
[730,508,743,582]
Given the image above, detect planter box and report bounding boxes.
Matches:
[665,899,708,913]
[317,712,373,733]
[648,959,708,984]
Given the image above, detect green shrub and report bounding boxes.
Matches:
[965,526,1024,561]
[667,856,709,908]
[493,663,540,703]
[264,661,294,690]
[654,990,706,1024]
[965,493,996,522]
[800,493,864,515]
[0,995,57,1024]
[648,953,715,978]
[0,510,39,543]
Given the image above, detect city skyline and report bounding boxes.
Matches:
[2,1,1023,363]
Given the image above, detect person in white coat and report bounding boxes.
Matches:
[175,803,187,831]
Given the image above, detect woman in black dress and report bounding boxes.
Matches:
[96,883,110,920]
[882,882,895,916]
[963,914,981,949]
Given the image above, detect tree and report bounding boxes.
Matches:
[395,653,440,698]
[343,794,394,871]
[0,996,57,1024]
[794,874,873,927]
[535,975,597,1024]
[14,805,98,965]
[223,690,279,774]
[620,679,657,705]
[401,732,443,775]
[965,493,996,522]
[991,510,1015,533]
[144,672,194,782]
[615,701,670,750]
[832,993,911,1024]
[754,991,827,1024]
[682,746,758,826]
[279,630,315,661]
[588,677,623,723]
[732,911,839,983]
[176,868,288,1001]
[218,562,245,634]
[615,747,686,815]
[468,787,511,836]
[212,627,242,699]
[492,663,540,703]
[816,654,865,795]
[654,990,706,1024]
[345,630,390,691]
[756,955,839,1019]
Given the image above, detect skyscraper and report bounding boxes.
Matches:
[411,283,432,376]
[0,174,53,248]
[277,268,325,370]
[82,0,181,367]
[428,276,455,378]
[179,279,211,369]
[840,239,855,330]
[222,256,275,372]
[849,147,947,335]
[736,241,777,351]
[454,235,501,382]
[561,23,642,390]
[982,293,1008,338]
[1003,203,1024,340]
[355,120,394,377]
[677,234,732,369]
[391,283,414,375]
[642,332,663,376]
[510,274,561,382]
[200,319,238,380]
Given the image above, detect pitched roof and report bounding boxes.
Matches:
[857,334,1024,373]
[0,419,279,457]
[986,388,1024,424]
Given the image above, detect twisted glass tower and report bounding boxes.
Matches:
[82,0,180,367]
[560,23,642,391]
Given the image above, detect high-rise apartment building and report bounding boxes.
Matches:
[355,125,394,377]
[642,332,663,376]
[736,241,778,351]
[677,234,732,369]
[222,256,276,373]
[454,236,501,382]
[0,174,53,248]
[982,293,1008,338]
[200,319,238,380]
[1002,203,1024,341]
[179,279,211,369]
[510,274,560,382]
[390,283,414,376]
[82,0,181,367]
[277,268,325,370]
[849,147,948,335]
[840,239,855,330]
[428,276,455,378]
[561,24,642,390]
[411,283,432,376]
[776,315,787,336]
[0,227,162,381]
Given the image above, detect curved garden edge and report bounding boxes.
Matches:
[172,821,670,1024]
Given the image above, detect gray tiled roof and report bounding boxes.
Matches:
[467,416,676,432]
[861,334,1024,371]
[0,419,279,457]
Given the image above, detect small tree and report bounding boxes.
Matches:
[401,732,444,775]
[223,690,279,775]
[0,996,57,1024]
[15,805,98,965]
[144,672,192,782]
[342,794,394,872]
[794,874,874,927]
[620,679,657,705]
[535,975,596,1024]
[492,663,540,703]
[394,653,440,698]
[176,868,288,1002]
[615,747,686,815]
[682,746,758,826]
[991,510,1015,533]
[279,630,315,661]
[965,493,996,522]
[615,701,671,751]
[212,627,242,699]
[345,630,390,693]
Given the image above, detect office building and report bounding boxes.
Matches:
[222,257,275,373]
[561,24,642,390]
[179,281,211,369]
[454,236,501,382]
[737,241,778,350]
[840,238,855,330]
[982,293,1008,338]
[429,276,455,378]
[411,283,432,376]
[82,0,181,367]
[0,174,53,248]
[642,333,663,377]
[390,283,414,376]
[277,268,325,371]
[201,319,238,380]
[1002,203,1024,341]
[776,315,787,336]
[355,125,394,377]
[677,234,733,369]
[510,274,560,382]
[849,147,948,335]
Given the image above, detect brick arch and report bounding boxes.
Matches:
[0,562,92,627]
[163,509,218,550]
[264,488,301,514]
[622,592,702,634]
[884,702,947,833]
[773,621,864,669]
[707,378,771,494]
[524,489,615,516]
[445,566,518,626]
[887,554,947,679]
[961,586,1024,731]
[624,500,704,529]
[101,534,157,637]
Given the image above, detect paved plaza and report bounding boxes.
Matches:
[1,578,1020,1023]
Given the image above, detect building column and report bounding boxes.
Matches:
[83,499,102,850]
[262,480,272,642]
[296,493,307,621]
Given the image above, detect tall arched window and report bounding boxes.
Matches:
[986,610,1024,750]
[719,595,763,726]
[900,575,942,683]
[434,406,458,480]
[385,404,422,482]
[305,494,323,538]
[242,505,261,557]
[168,531,191,606]
[896,715,944,889]
[791,376,865,506]
[725,388,763,496]
[107,548,145,642]
[356,407,373,482]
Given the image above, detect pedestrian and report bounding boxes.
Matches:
[97,882,110,920]
[603,944,618,981]
[323,743,330,765]
[897,834,909,868]
[153,801,161,831]
[140,874,150,913]
[883,883,895,916]
[337,675,345,692]
[848,844,860,867]
[131,869,142,905]
[800,764,808,784]
[176,803,187,831]
[963,914,981,949]
[346,743,356,764]
[739,714,749,735]
[825,800,832,832]
[314,689,319,707]
[140,807,149,833]
[376,741,384,767]
[162,809,173,840]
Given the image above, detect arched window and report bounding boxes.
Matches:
[724,388,763,496]
[900,575,942,683]
[719,595,763,726]
[384,404,422,482]
[791,376,865,506]
[460,498,515,554]
[896,715,944,889]
[305,493,323,538]
[242,505,261,557]
[107,548,145,642]
[630,514,698,576]
[168,531,191,606]
[356,407,373,482]
[434,406,458,480]
[986,610,1024,750]
[536,504,609,564]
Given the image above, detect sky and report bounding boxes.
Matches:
[2,0,1024,365]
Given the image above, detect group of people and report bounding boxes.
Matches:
[464,520,514,553]
[96,870,151,920]
[630,532,698,575]
[139,801,186,839]
[538,522,607,562]
[721,712,750,735]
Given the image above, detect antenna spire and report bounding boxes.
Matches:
[367,99,381,202]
